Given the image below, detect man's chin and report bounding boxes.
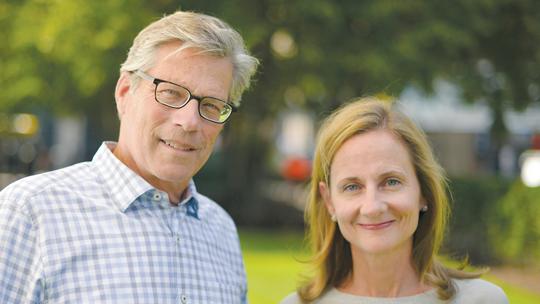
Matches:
[157,171,193,184]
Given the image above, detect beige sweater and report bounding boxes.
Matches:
[280,278,508,304]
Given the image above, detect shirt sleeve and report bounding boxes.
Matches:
[0,199,44,303]
[241,289,248,304]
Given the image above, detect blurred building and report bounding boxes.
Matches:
[275,110,314,182]
[400,80,540,177]
[0,112,87,188]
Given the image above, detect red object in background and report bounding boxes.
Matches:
[532,134,540,150]
[282,157,311,181]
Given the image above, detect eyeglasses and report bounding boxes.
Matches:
[134,70,236,124]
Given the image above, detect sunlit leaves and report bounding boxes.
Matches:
[1,0,152,114]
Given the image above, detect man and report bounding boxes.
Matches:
[0,11,258,303]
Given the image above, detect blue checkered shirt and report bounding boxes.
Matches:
[0,142,247,303]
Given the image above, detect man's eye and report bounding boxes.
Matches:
[202,102,222,113]
[159,89,182,97]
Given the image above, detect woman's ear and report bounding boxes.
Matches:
[420,197,428,212]
[319,181,334,217]
[115,72,132,119]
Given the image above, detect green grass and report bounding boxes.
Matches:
[240,229,308,304]
[240,229,540,304]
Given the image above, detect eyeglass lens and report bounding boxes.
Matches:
[155,82,231,123]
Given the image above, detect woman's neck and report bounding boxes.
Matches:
[338,247,430,297]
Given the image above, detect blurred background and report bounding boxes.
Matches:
[1,0,540,302]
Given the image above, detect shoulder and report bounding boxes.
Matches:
[280,292,302,304]
[193,192,243,248]
[195,192,236,228]
[0,162,92,211]
[453,278,509,304]
[280,289,368,304]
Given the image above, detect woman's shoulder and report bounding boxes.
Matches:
[452,278,509,303]
[280,280,509,304]
[280,288,441,304]
[280,292,302,304]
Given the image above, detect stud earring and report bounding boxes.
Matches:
[421,205,428,212]
[331,214,337,222]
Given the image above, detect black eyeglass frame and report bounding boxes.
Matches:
[133,70,237,124]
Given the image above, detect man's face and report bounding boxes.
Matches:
[114,42,233,200]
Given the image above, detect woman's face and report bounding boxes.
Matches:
[320,129,426,257]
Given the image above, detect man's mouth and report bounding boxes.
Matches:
[161,139,197,151]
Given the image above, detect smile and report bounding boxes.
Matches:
[161,139,197,152]
[358,220,395,230]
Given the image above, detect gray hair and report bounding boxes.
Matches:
[120,11,259,106]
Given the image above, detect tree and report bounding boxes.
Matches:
[2,0,539,222]
[1,0,158,154]
[187,0,540,221]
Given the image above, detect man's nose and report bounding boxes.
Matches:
[171,98,200,131]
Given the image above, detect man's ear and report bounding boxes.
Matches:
[319,181,334,216]
[115,72,132,119]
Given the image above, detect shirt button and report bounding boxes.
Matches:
[175,235,181,243]
[180,294,188,303]
[153,193,162,201]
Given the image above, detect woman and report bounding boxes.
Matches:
[281,98,508,303]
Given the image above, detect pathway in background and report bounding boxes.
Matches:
[491,266,540,295]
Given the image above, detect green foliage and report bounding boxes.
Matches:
[446,176,540,267]
[3,0,540,225]
[1,0,159,144]
[4,0,540,116]
[489,181,540,264]
[445,176,512,264]
[2,0,151,113]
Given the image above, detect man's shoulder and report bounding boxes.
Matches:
[0,161,94,206]
[194,192,242,237]
[195,192,235,224]
[453,278,509,303]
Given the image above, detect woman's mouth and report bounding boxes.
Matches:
[359,220,395,230]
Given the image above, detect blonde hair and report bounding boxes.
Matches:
[120,10,259,106]
[298,97,480,302]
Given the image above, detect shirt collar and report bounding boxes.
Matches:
[175,180,201,220]
[92,142,200,218]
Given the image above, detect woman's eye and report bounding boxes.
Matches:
[343,184,359,192]
[386,178,401,187]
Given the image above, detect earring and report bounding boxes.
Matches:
[331,214,337,222]
[421,205,428,212]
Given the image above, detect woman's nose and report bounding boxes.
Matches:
[360,187,387,218]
